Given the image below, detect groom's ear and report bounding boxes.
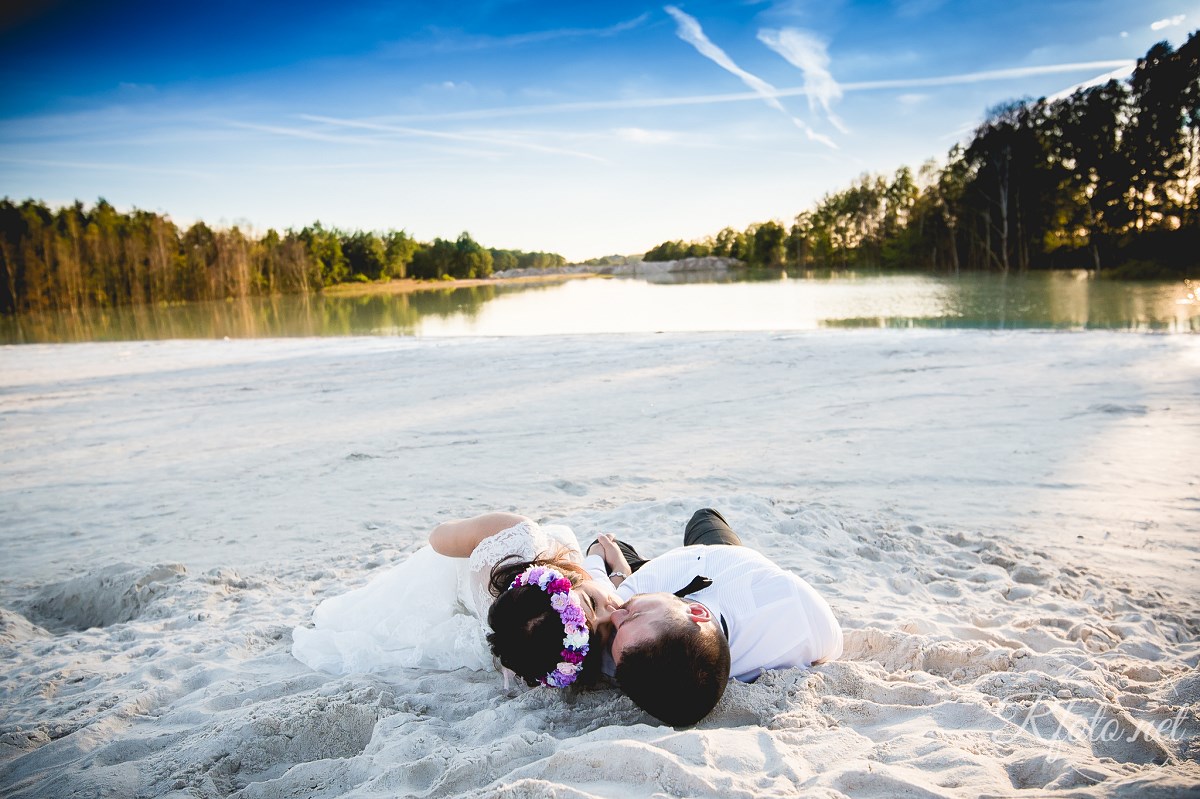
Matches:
[685,602,712,625]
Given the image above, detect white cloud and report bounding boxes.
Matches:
[795,121,837,148]
[1120,31,1129,38]
[1044,64,1135,103]
[664,6,788,116]
[389,13,650,56]
[614,127,676,144]
[228,121,380,146]
[896,93,928,105]
[0,156,214,180]
[663,5,838,148]
[748,1,810,22]
[757,28,847,133]
[1150,14,1186,30]
[297,115,606,162]
[375,60,1136,123]
[840,61,1136,90]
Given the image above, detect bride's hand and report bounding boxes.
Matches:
[594,534,632,581]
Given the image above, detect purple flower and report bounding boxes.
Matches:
[560,605,585,627]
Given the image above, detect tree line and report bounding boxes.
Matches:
[5,34,1194,315]
[646,32,1200,278]
[0,201,566,314]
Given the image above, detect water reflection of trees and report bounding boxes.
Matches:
[1,273,1195,343]
[818,273,1196,331]
[408,284,498,320]
[0,283,514,343]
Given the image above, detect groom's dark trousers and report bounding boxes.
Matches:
[592,508,743,573]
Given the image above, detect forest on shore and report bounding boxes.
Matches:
[646,33,1199,279]
[2,34,1196,315]
[0,210,566,314]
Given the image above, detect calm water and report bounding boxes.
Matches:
[1,271,1196,343]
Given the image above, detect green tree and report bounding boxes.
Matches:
[299,223,348,286]
[382,230,415,279]
[409,238,457,279]
[490,249,519,272]
[179,221,216,301]
[454,232,493,278]
[1124,40,1189,231]
[1179,31,1200,226]
[643,240,690,261]
[1049,81,1129,268]
[752,221,787,267]
[342,230,388,281]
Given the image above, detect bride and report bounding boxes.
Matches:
[292,512,624,688]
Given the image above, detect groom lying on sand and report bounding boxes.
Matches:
[294,504,839,727]
[584,508,843,726]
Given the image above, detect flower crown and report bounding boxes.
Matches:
[509,564,590,688]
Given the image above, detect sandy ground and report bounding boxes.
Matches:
[0,330,1197,798]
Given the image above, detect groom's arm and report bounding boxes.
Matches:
[585,534,632,587]
[428,512,531,557]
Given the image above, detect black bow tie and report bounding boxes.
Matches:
[674,575,713,597]
[673,575,729,639]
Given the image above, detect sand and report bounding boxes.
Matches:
[0,330,1197,798]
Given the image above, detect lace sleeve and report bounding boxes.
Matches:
[464,521,543,619]
[463,521,584,621]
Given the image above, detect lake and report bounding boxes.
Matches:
[1,270,1196,343]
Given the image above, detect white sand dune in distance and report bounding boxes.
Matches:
[0,331,1197,797]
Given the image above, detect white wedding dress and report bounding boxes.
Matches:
[292,521,583,674]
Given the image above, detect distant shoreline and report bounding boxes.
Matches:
[322,271,602,298]
[321,255,745,297]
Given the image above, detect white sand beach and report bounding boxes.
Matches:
[1,330,1197,797]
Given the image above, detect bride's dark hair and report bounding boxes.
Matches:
[486,552,602,688]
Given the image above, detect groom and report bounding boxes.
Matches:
[584,508,843,726]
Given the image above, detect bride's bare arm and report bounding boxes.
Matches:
[428,512,532,557]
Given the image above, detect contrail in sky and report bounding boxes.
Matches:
[373,60,1137,124]
[295,115,607,162]
[758,27,848,134]
[663,5,837,148]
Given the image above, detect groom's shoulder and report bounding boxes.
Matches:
[694,545,786,577]
[658,544,778,570]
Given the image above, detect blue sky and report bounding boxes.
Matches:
[0,1,1195,260]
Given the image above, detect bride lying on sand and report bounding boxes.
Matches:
[292,512,623,688]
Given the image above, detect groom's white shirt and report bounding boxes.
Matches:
[587,546,842,682]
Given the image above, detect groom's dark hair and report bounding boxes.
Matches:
[615,615,730,726]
